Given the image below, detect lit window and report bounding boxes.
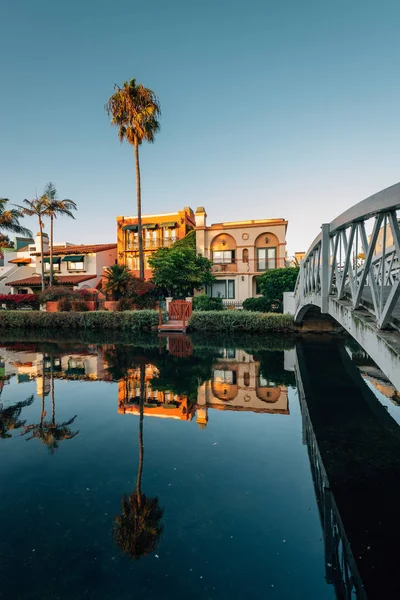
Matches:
[212,250,235,264]
[44,260,61,272]
[67,261,84,271]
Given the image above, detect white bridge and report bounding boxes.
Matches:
[292,182,400,388]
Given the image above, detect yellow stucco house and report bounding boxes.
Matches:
[194,207,288,304]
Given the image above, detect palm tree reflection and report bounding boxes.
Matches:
[23,357,79,453]
[113,363,164,559]
[0,393,34,439]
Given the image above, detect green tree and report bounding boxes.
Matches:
[106,79,161,279]
[0,198,32,237]
[149,246,214,297]
[0,233,14,248]
[42,182,77,286]
[16,197,48,290]
[113,363,164,559]
[255,267,299,313]
[103,264,134,300]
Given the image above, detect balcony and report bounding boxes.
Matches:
[211,262,237,273]
[126,237,179,251]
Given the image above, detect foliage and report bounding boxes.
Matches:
[0,198,32,237]
[256,267,299,313]
[41,182,77,286]
[242,296,273,312]
[113,492,164,560]
[0,294,39,310]
[0,310,161,331]
[104,264,134,300]
[189,310,295,332]
[172,229,196,249]
[116,297,135,311]
[58,295,72,312]
[193,294,223,311]
[23,414,79,453]
[149,246,214,297]
[106,78,161,148]
[15,196,49,290]
[106,78,161,278]
[0,233,14,248]
[0,395,34,439]
[128,276,157,308]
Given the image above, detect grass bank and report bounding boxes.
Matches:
[0,310,160,331]
[189,310,295,332]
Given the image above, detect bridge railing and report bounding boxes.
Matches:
[296,183,400,328]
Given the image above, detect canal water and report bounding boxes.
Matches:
[0,333,399,600]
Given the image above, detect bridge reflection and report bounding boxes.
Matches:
[296,339,400,599]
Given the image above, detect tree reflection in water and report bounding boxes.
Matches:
[0,392,34,439]
[23,357,79,454]
[113,363,164,560]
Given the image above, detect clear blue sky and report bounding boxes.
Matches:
[1,0,399,255]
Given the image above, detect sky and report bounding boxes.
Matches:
[1,0,400,256]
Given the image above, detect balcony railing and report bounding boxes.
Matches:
[126,237,179,251]
[211,258,284,273]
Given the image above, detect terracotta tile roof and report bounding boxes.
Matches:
[6,274,97,287]
[31,243,117,257]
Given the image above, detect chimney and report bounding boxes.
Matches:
[35,232,49,254]
[195,207,207,228]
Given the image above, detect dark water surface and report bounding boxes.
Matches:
[0,333,398,600]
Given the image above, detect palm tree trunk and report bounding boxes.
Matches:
[49,215,54,287]
[135,142,144,279]
[39,219,45,291]
[51,361,55,426]
[136,362,145,508]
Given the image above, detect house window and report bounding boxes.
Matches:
[19,288,29,294]
[44,260,61,272]
[213,369,237,385]
[242,249,249,263]
[257,247,276,271]
[207,279,235,299]
[67,260,84,271]
[212,250,235,264]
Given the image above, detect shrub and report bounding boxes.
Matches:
[0,310,162,331]
[189,310,295,332]
[256,267,300,313]
[242,297,272,312]
[58,296,73,311]
[71,299,90,312]
[0,294,39,310]
[116,297,134,311]
[193,294,223,311]
[38,286,74,303]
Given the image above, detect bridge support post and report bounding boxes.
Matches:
[321,223,330,313]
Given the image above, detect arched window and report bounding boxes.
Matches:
[242,248,249,263]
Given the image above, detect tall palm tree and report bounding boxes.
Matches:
[41,183,77,286]
[103,264,133,300]
[0,198,32,238]
[113,363,164,559]
[15,197,48,290]
[106,79,161,279]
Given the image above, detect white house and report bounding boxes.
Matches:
[5,232,117,293]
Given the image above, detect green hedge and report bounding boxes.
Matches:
[192,294,223,311]
[189,310,295,332]
[0,310,160,331]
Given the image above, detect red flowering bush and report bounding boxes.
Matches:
[0,294,39,310]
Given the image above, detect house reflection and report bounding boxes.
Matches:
[196,349,289,428]
[118,364,196,421]
[117,349,289,427]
